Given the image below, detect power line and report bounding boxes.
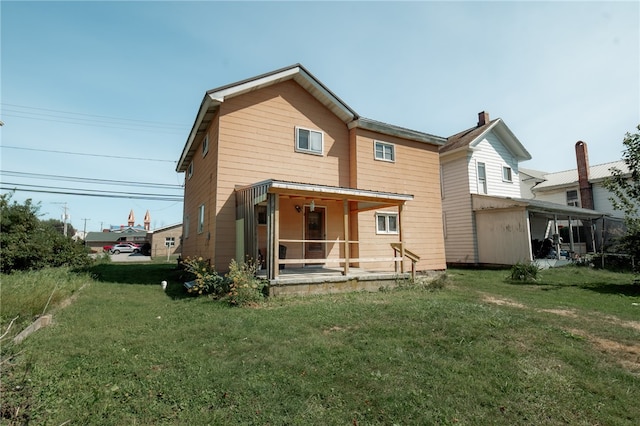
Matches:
[1,170,184,189]
[1,145,177,163]
[2,182,182,198]
[1,186,183,202]
[1,102,187,129]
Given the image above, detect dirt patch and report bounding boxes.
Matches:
[567,328,640,374]
[600,314,640,332]
[539,308,578,317]
[482,295,525,308]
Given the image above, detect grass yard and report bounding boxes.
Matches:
[1,264,639,425]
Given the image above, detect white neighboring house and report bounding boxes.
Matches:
[521,141,630,251]
[440,112,606,266]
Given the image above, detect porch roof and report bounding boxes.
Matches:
[472,194,606,219]
[236,179,413,211]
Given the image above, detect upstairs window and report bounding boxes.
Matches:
[187,161,194,179]
[376,212,398,234]
[566,190,580,207]
[184,215,190,238]
[477,162,488,194]
[502,166,513,182]
[374,141,395,162]
[295,127,323,155]
[202,135,209,156]
[198,204,205,234]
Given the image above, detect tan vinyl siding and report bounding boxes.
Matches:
[353,129,446,271]
[181,112,219,262]
[212,80,349,271]
[441,154,477,264]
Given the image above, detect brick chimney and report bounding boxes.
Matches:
[477,111,490,127]
[575,141,594,210]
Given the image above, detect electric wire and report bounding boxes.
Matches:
[1,186,182,202]
[1,170,184,189]
[1,146,178,163]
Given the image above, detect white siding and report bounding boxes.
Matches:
[441,154,477,263]
[468,133,522,198]
[532,187,573,206]
[593,183,624,218]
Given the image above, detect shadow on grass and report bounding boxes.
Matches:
[578,282,640,297]
[82,263,195,300]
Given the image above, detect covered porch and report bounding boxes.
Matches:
[472,195,607,266]
[236,180,420,288]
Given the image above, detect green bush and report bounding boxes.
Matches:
[509,262,540,282]
[224,258,267,306]
[180,256,228,295]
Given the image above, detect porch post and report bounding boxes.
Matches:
[343,199,349,276]
[273,194,280,279]
[568,216,575,255]
[553,214,560,260]
[266,193,278,280]
[398,203,405,274]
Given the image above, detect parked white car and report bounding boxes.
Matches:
[109,244,140,254]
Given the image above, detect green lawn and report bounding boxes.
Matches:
[1,264,639,425]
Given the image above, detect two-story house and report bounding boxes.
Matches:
[440,112,605,266]
[176,64,447,292]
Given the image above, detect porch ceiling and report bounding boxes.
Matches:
[471,194,606,220]
[236,179,413,211]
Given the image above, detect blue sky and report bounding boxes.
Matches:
[1,1,638,233]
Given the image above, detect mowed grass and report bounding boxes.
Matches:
[1,264,639,425]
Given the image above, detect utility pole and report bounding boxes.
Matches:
[82,218,90,245]
[54,202,70,236]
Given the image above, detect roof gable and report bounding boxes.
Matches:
[177,64,358,172]
[441,115,531,162]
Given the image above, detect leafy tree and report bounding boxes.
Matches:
[0,194,92,273]
[603,125,640,259]
[42,218,77,237]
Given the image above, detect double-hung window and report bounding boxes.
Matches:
[187,162,194,179]
[374,141,395,162]
[502,166,513,182]
[197,204,205,234]
[566,190,579,207]
[376,212,398,234]
[184,215,190,238]
[202,135,209,156]
[295,127,323,155]
[477,162,487,194]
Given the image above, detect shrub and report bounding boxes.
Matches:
[180,257,228,296]
[224,258,267,306]
[509,262,540,282]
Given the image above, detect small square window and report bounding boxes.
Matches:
[374,141,395,162]
[165,237,175,247]
[502,166,512,182]
[376,212,399,234]
[202,135,209,156]
[187,162,194,179]
[296,127,323,155]
[198,204,205,234]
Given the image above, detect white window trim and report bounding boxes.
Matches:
[295,126,324,156]
[187,162,194,179]
[566,190,579,207]
[165,237,175,247]
[202,134,209,157]
[374,140,395,162]
[184,215,190,239]
[502,166,513,183]
[375,212,399,235]
[197,204,205,234]
[477,162,488,194]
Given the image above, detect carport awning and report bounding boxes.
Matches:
[472,194,607,219]
[236,179,413,212]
